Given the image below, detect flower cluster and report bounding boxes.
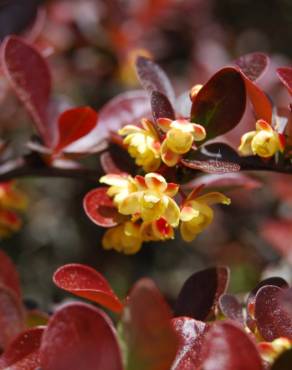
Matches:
[239,119,285,158]
[99,172,230,254]
[119,117,206,170]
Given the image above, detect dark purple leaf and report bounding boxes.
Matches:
[151,90,175,122]
[191,67,246,140]
[136,56,175,106]
[171,317,209,370]
[219,294,244,324]
[246,277,288,332]
[39,302,123,370]
[255,285,292,341]
[1,36,52,146]
[175,266,230,321]
[201,321,263,370]
[234,52,269,81]
[123,278,178,370]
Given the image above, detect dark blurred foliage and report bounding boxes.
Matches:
[0,0,291,311]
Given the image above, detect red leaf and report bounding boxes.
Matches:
[246,277,288,332]
[123,278,178,370]
[277,67,292,95]
[201,321,263,370]
[136,56,175,106]
[68,90,151,152]
[219,294,244,324]
[1,36,52,146]
[255,285,292,341]
[0,250,21,298]
[0,327,44,370]
[244,78,272,123]
[171,317,208,370]
[39,302,123,370]
[54,107,98,153]
[175,266,230,321]
[234,52,269,81]
[53,264,124,313]
[191,67,246,140]
[0,285,25,351]
[181,158,240,174]
[83,187,120,228]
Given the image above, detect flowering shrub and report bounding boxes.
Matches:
[0,3,292,369]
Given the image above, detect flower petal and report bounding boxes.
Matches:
[164,198,180,227]
[238,131,256,156]
[195,192,231,206]
[145,173,167,192]
[157,118,172,132]
[161,140,180,167]
[180,205,200,222]
[118,193,141,215]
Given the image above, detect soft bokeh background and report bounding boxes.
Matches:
[0,0,292,310]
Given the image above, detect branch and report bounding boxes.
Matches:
[0,155,102,183]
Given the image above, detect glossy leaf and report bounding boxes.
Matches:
[83,187,120,228]
[181,158,240,174]
[53,264,124,313]
[270,348,292,370]
[171,317,208,370]
[0,327,44,370]
[123,278,178,370]
[1,36,52,146]
[54,107,98,153]
[201,321,263,370]
[246,277,288,332]
[0,285,25,350]
[151,90,175,123]
[39,302,123,370]
[175,266,230,321]
[277,67,292,95]
[244,78,272,123]
[0,250,21,298]
[68,90,151,152]
[254,285,292,341]
[234,52,269,81]
[136,56,175,106]
[191,67,246,140]
[219,294,244,324]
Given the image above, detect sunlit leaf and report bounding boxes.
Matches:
[0,327,44,370]
[255,285,292,341]
[123,278,178,370]
[191,67,246,140]
[244,78,272,123]
[201,321,263,370]
[175,266,229,321]
[53,264,124,313]
[54,107,98,154]
[39,302,123,370]
[171,317,209,370]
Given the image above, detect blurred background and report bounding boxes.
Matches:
[0,0,292,310]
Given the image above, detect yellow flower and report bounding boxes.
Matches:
[102,221,142,254]
[117,173,180,227]
[119,119,161,172]
[141,217,174,242]
[180,190,230,242]
[100,174,137,208]
[157,118,206,167]
[238,119,285,158]
[258,337,292,364]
